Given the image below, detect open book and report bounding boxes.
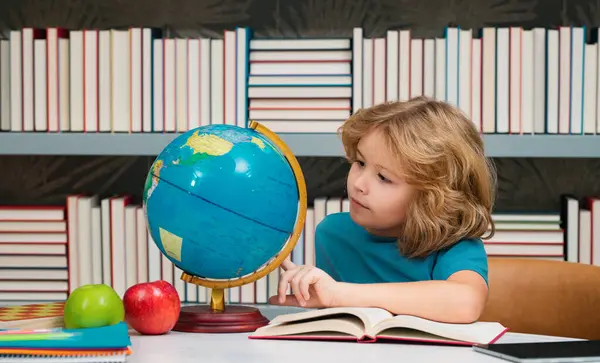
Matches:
[249,307,508,346]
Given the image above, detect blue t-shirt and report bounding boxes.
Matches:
[315,212,488,285]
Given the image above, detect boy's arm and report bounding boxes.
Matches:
[333,270,488,323]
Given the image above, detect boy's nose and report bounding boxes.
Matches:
[353,175,367,194]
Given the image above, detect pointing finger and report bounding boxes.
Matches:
[281,258,296,271]
[278,267,299,303]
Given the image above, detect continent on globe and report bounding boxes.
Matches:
[176,132,232,166]
[250,137,265,149]
[184,131,233,156]
[144,159,164,201]
[159,227,183,262]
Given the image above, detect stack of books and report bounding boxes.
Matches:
[247,37,353,133]
[0,206,68,302]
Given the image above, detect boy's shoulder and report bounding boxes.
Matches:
[433,237,488,283]
[436,237,487,260]
[443,237,485,250]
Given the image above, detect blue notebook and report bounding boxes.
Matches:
[0,322,131,350]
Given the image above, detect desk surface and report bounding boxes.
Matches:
[127,305,578,363]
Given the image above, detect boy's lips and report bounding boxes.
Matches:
[350,197,368,209]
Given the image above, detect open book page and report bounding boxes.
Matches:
[251,317,366,338]
[270,307,393,329]
[251,307,393,339]
[367,315,508,344]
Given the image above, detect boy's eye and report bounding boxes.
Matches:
[356,160,365,167]
[378,173,390,183]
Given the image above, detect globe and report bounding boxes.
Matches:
[142,122,307,303]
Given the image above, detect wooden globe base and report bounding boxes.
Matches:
[173,305,269,333]
[172,284,269,333]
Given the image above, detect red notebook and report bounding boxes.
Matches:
[249,307,508,346]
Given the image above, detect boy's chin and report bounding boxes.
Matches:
[349,210,376,228]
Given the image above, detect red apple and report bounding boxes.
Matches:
[123,280,181,335]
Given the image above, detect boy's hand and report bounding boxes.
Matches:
[268,259,339,308]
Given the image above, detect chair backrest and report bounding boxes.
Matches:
[479,257,600,340]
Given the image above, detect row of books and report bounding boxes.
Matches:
[0,26,598,135]
[561,195,600,264]
[353,27,595,135]
[1,193,592,304]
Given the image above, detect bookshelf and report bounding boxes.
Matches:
[2,18,600,305]
[0,133,599,157]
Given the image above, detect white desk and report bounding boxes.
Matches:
[127,305,578,363]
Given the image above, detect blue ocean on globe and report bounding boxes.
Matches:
[142,124,299,280]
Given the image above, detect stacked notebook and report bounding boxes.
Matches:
[0,321,132,362]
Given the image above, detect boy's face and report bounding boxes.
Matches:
[346,129,415,237]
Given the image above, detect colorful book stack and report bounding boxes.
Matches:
[247,37,353,133]
[0,321,131,362]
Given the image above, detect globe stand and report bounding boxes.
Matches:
[172,274,270,333]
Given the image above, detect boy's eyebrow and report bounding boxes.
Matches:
[357,148,388,172]
[357,147,404,179]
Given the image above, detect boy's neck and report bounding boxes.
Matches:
[365,227,400,243]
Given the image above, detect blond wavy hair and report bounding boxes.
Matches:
[340,96,497,258]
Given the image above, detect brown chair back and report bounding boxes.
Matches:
[480,257,600,340]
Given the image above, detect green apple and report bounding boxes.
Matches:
[64,284,125,329]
